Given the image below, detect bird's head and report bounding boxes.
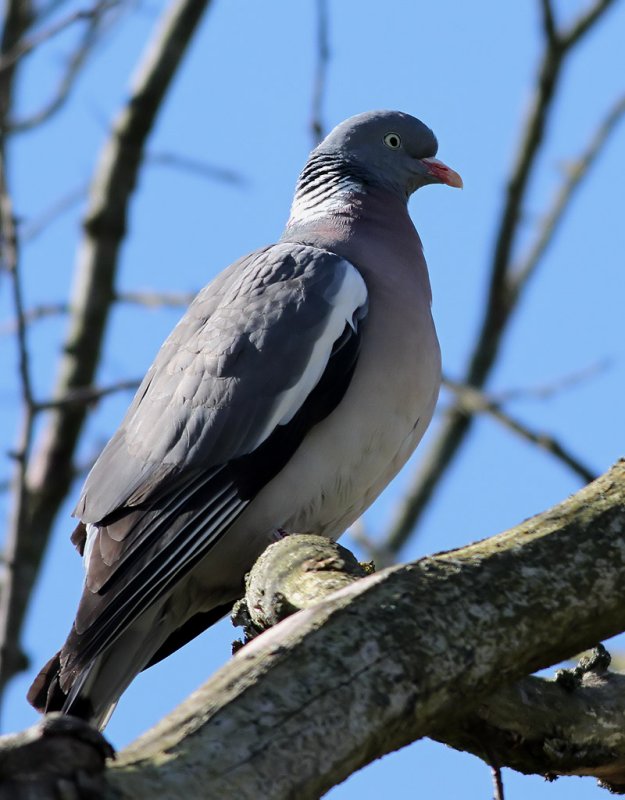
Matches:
[314,110,463,199]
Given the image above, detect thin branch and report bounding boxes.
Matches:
[35,378,140,411]
[539,0,558,46]
[493,359,611,404]
[444,377,597,484]
[0,289,196,334]
[491,766,505,800]
[0,160,34,411]
[381,0,620,557]
[0,0,34,131]
[20,182,87,242]
[0,0,214,701]
[561,0,619,48]
[0,302,69,334]
[115,288,196,308]
[0,0,119,74]
[147,150,247,186]
[9,0,127,133]
[511,90,625,293]
[310,0,329,146]
[34,0,77,25]
[19,147,243,244]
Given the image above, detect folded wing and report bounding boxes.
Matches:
[29,242,369,713]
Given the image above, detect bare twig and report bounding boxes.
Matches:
[19,146,244,243]
[19,147,243,244]
[0,164,33,411]
[382,0,619,557]
[0,289,197,334]
[493,360,611,404]
[310,0,329,146]
[0,301,69,334]
[147,150,247,186]
[0,0,119,74]
[444,378,597,484]
[491,765,505,800]
[35,378,140,411]
[9,0,127,132]
[539,0,557,45]
[115,288,196,308]
[511,90,625,292]
[20,182,87,242]
[561,0,618,48]
[347,517,394,567]
[0,0,34,131]
[0,0,214,701]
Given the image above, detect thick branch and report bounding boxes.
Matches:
[236,532,625,790]
[63,459,623,797]
[0,714,113,799]
[433,660,625,791]
[2,462,625,797]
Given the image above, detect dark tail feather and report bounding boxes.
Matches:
[27,651,94,721]
[27,651,66,713]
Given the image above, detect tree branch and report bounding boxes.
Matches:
[0,0,213,699]
[97,460,625,797]
[2,463,625,796]
[381,0,620,557]
[0,0,118,75]
[539,0,558,46]
[511,90,625,293]
[443,377,597,483]
[561,0,618,48]
[35,378,140,411]
[0,149,35,688]
[147,150,247,185]
[432,651,625,792]
[310,0,330,146]
[9,0,129,133]
[0,0,34,134]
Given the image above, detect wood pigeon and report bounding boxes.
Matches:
[28,110,462,729]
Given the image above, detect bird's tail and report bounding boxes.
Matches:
[26,651,117,730]
[27,651,68,715]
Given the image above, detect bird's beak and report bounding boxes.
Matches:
[420,157,463,189]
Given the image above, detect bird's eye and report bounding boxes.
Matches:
[383,133,402,149]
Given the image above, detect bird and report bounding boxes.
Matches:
[27,110,462,730]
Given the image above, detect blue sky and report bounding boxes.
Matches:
[1,1,624,797]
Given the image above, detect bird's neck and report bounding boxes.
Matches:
[282,152,414,248]
[285,153,367,228]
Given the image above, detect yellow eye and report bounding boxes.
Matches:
[383,133,402,149]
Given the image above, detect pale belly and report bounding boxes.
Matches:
[186,269,441,610]
[232,290,440,544]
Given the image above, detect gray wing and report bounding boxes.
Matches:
[63,241,368,676]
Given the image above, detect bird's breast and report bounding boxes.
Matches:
[238,249,441,544]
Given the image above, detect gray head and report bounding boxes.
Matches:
[313,110,462,199]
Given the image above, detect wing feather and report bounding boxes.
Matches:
[62,242,368,678]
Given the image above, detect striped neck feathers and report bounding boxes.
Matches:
[286,152,373,227]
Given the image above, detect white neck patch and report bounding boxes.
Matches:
[287,175,365,226]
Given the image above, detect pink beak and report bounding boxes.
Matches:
[421,157,463,189]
